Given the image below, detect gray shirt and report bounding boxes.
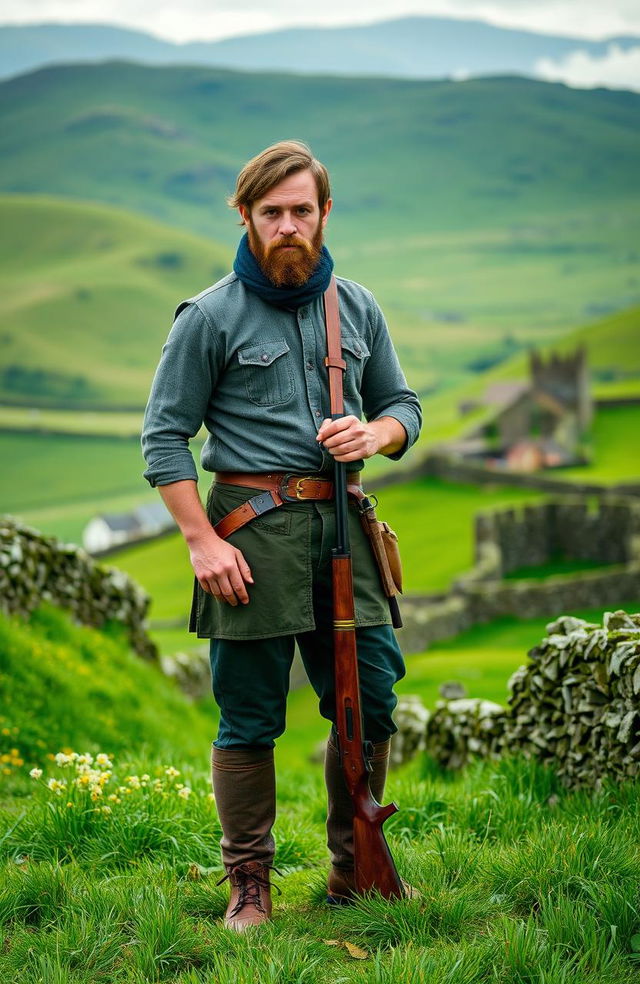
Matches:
[142,272,421,486]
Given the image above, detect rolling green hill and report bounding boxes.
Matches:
[1,192,639,415]
[0,195,231,407]
[0,62,638,383]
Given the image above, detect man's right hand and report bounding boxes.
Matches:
[189,532,253,606]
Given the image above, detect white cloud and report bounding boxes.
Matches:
[535,43,640,92]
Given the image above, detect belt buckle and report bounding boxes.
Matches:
[279,473,316,501]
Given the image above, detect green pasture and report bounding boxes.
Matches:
[0,196,231,408]
[0,431,204,544]
[2,193,639,413]
[1,604,640,982]
[558,403,640,484]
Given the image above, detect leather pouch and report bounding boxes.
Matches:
[352,492,403,597]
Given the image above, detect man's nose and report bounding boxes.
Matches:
[278,213,297,236]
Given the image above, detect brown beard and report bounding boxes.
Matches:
[247,220,323,287]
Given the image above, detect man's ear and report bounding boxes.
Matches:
[238,205,250,226]
[321,198,333,229]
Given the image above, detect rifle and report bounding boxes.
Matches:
[324,278,405,899]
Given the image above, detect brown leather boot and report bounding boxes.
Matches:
[211,745,278,930]
[218,860,277,931]
[325,735,390,904]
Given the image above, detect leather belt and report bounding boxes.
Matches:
[213,471,362,540]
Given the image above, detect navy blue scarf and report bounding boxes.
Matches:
[233,232,334,309]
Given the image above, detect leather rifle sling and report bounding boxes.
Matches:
[323,277,403,628]
[323,276,346,414]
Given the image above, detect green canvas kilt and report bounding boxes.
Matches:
[189,480,392,640]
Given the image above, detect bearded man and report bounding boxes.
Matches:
[142,141,421,930]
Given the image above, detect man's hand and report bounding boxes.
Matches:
[189,531,253,606]
[316,414,407,462]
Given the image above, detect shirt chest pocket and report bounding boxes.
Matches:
[237,339,296,407]
[341,333,370,394]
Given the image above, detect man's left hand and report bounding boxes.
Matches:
[316,414,406,462]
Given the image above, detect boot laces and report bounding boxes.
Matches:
[217,862,282,917]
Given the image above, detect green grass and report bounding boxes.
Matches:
[1,597,640,980]
[1,751,639,982]
[557,403,640,483]
[0,405,145,436]
[0,430,205,545]
[0,195,231,408]
[0,605,217,773]
[503,556,614,580]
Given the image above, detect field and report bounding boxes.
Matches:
[1,604,639,983]
[0,196,231,408]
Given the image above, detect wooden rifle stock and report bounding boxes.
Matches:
[324,277,404,898]
[331,467,405,899]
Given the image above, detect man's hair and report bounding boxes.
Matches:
[228,140,331,215]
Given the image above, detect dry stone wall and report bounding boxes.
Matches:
[0,516,157,660]
[397,495,640,653]
[421,610,640,789]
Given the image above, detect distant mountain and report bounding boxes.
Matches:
[1,18,639,83]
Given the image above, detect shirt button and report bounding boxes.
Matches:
[300,308,307,318]
[261,354,269,362]
[315,410,322,418]
[306,361,314,371]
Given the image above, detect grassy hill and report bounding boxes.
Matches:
[0,195,230,407]
[1,603,639,982]
[0,63,638,387]
[1,190,639,417]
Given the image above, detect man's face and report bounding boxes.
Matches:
[239,169,332,287]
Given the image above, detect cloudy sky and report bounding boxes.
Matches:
[3,1,640,89]
[3,1,640,42]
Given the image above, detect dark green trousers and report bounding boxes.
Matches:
[210,621,405,748]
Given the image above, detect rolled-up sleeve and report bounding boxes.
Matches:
[362,300,422,459]
[141,302,219,487]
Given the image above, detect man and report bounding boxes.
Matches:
[142,141,421,931]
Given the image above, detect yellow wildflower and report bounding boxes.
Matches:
[178,786,192,799]
[165,766,180,779]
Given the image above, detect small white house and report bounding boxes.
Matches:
[83,502,175,554]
